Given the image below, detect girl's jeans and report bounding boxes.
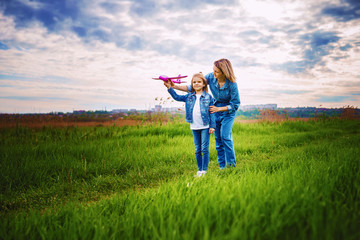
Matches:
[192,128,210,171]
[215,111,236,169]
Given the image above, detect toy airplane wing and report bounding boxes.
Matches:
[152,74,187,83]
[152,75,187,80]
[166,75,187,79]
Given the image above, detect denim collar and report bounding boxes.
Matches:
[219,79,229,89]
[190,91,206,98]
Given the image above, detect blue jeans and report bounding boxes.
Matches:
[215,112,236,169]
[192,128,210,171]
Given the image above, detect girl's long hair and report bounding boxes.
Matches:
[214,58,236,83]
[191,72,208,93]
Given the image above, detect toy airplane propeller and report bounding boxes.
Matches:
[152,74,187,84]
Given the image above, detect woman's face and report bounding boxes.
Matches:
[192,77,205,92]
[213,65,223,79]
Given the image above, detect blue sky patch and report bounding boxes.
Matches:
[340,43,352,51]
[130,0,157,17]
[0,74,33,81]
[315,96,353,103]
[2,0,81,31]
[0,84,15,88]
[128,36,144,51]
[276,30,341,74]
[0,42,10,50]
[72,26,87,37]
[322,0,360,22]
[271,61,308,75]
[0,74,74,84]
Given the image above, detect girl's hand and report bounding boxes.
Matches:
[163,80,171,89]
[163,80,174,89]
[209,128,215,134]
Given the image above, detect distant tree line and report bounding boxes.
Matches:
[236,107,359,119]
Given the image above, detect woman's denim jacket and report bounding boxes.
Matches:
[188,73,240,114]
[167,87,216,129]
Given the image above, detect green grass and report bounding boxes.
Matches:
[1,119,359,239]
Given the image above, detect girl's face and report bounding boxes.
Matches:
[192,77,205,92]
[213,65,223,79]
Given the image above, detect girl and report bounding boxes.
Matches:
[164,73,215,177]
[171,59,240,169]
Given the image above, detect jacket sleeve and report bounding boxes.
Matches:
[167,87,187,102]
[209,96,216,129]
[186,85,192,92]
[226,82,240,112]
[204,73,211,84]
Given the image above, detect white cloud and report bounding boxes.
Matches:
[0,0,360,113]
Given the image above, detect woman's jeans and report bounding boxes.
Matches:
[192,128,210,171]
[215,111,236,169]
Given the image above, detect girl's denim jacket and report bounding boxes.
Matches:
[167,87,216,129]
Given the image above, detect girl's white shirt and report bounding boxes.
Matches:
[190,94,209,130]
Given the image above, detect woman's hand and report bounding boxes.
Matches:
[209,106,219,113]
[209,128,215,134]
[209,105,228,113]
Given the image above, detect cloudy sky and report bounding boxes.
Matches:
[0,0,359,113]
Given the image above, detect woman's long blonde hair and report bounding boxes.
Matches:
[191,72,208,93]
[214,58,236,83]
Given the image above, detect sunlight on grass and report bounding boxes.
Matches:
[1,119,359,239]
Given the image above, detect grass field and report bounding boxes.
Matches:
[0,119,359,239]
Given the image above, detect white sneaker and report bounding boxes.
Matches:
[201,171,207,176]
[195,171,202,177]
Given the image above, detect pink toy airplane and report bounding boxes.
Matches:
[152,74,187,84]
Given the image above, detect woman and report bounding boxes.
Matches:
[171,59,240,169]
